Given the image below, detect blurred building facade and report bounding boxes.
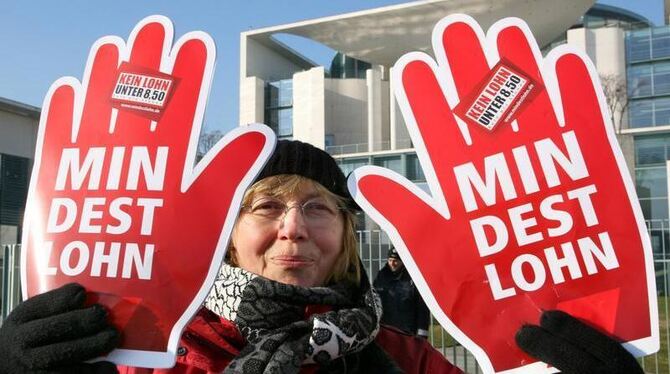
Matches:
[0,97,38,247]
[0,97,38,321]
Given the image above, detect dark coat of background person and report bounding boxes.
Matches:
[374,262,431,336]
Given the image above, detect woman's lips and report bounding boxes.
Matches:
[271,255,314,268]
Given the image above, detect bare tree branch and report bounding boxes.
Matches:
[599,74,630,134]
[197,129,224,161]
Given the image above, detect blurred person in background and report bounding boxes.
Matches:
[374,247,430,338]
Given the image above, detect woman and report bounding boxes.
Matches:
[0,140,643,374]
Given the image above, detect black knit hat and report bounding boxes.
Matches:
[255,140,358,210]
[388,247,401,260]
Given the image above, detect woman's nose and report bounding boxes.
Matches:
[278,205,309,240]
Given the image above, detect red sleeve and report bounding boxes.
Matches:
[117,308,242,374]
[375,325,464,374]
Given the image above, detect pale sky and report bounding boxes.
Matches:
[0,0,663,134]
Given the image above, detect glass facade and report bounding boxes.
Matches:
[627,62,670,97]
[627,27,670,63]
[627,26,670,128]
[265,79,293,139]
[542,4,650,55]
[329,53,371,79]
[634,135,670,260]
[629,98,670,128]
[0,154,30,246]
[337,152,426,182]
[338,158,369,178]
[373,155,403,173]
[406,154,426,182]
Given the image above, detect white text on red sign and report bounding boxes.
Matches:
[39,146,167,280]
[454,131,618,300]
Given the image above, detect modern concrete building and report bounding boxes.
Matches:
[0,97,38,247]
[239,0,595,148]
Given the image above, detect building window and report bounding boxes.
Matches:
[265,79,293,139]
[629,97,670,128]
[656,98,670,125]
[654,62,670,96]
[634,134,670,259]
[337,153,426,182]
[338,158,368,178]
[0,225,17,247]
[629,100,653,127]
[626,27,670,129]
[627,28,651,63]
[636,167,668,198]
[627,64,652,97]
[373,156,403,175]
[652,27,670,60]
[329,53,371,79]
[627,62,670,98]
[627,26,670,63]
[406,154,426,182]
[0,154,30,245]
[636,135,667,165]
[325,134,335,147]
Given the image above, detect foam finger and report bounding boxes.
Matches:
[551,49,607,132]
[76,39,122,143]
[433,14,493,145]
[183,125,275,207]
[349,166,458,276]
[492,21,559,137]
[114,16,173,136]
[154,33,213,156]
[394,54,470,200]
[34,80,78,189]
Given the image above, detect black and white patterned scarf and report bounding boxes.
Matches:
[204,264,398,374]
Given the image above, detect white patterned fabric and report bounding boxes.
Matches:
[205,265,257,321]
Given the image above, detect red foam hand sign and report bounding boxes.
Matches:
[21,16,275,368]
[348,15,658,373]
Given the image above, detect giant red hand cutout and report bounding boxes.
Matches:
[349,15,658,373]
[21,16,275,368]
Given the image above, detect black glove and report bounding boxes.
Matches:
[515,310,643,374]
[0,283,120,374]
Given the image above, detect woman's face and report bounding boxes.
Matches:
[231,181,344,287]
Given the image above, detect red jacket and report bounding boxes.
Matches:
[118,308,462,374]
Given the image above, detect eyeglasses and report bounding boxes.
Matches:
[241,197,345,227]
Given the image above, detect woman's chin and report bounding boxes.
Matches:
[267,269,322,288]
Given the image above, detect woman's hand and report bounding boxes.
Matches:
[516,310,643,374]
[0,283,119,373]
